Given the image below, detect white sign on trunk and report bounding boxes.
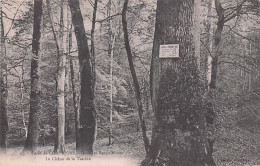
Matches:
[159,44,179,58]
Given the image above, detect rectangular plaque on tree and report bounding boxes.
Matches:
[159,44,179,58]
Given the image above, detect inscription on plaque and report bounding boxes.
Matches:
[159,44,179,58]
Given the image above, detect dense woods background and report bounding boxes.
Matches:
[0,0,259,165]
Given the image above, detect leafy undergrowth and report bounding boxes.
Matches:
[213,108,260,166]
[214,127,260,166]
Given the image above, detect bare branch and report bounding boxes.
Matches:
[87,0,94,8]
[96,12,121,23]
[225,25,257,43]
[223,0,247,23]
[218,60,255,73]
[1,11,21,21]
[5,0,25,37]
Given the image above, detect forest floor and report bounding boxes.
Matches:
[1,128,260,166]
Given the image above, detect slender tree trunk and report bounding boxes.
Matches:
[19,66,28,138]
[46,0,66,154]
[68,0,96,155]
[55,0,66,154]
[20,84,27,137]
[69,57,79,144]
[23,0,43,154]
[107,0,114,146]
[203,0,214,89]
[64,5,71,136]
[90,1,98,143]
[122,0,150,155]
[206,0,247,155]
[193,0,201,67]
[200,0,216,155]
[205,0,225,155]
[209,0,224,89]
[108,34,115,146]
[69,57,79,141]
[143,0,216,165]
[90,0,98,93]
[68,24,79,146]
[0,0,8,153]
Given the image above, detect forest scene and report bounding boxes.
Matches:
[0,0,259,165]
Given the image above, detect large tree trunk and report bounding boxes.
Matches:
[122,0,150,155]
[143,0,216,165]
[68,0,96,155]
[23,0,43,154]
[0,1,8,153]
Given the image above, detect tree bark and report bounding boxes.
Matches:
[0,1,8,153]
[122,0,150,155]
[23,0,43,154]
[68,0,96,155]
[143,0,216,165]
